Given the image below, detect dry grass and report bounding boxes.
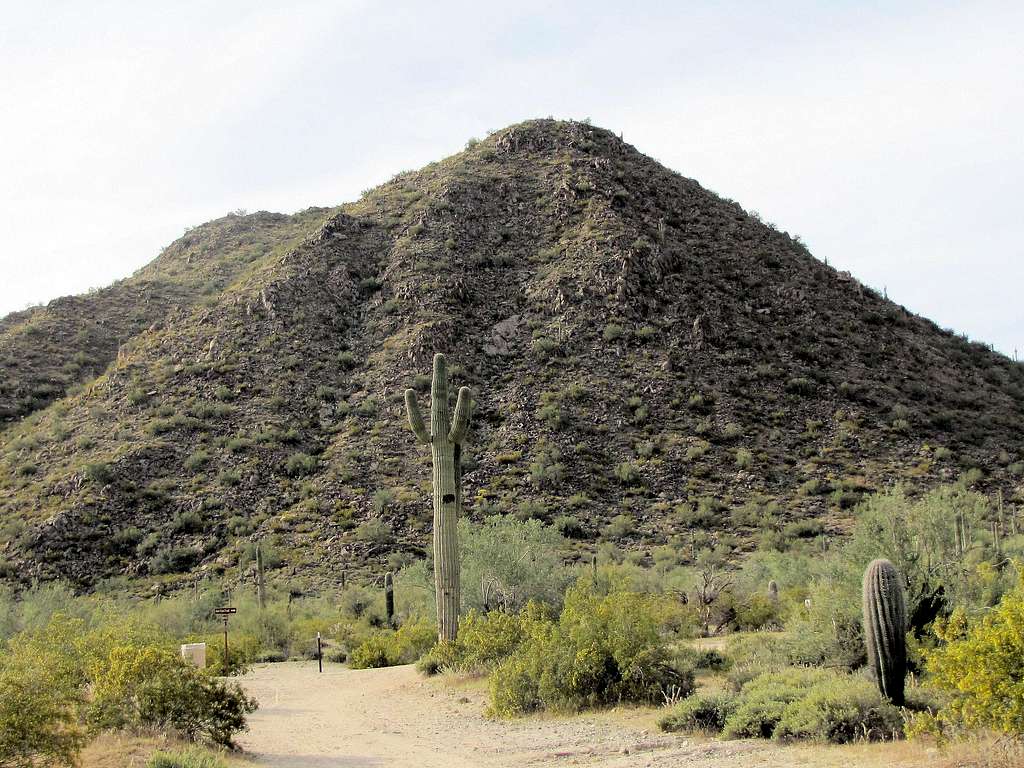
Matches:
[779,736,1022,768]
[81,733,255,768]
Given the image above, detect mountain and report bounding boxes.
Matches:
[1,118,1022,592]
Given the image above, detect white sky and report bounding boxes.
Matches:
[1,1,1021,355]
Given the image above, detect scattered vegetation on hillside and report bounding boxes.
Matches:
[1,119,1022,593]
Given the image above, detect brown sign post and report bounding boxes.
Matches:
[214,607,237,671]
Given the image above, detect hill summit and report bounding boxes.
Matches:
[1,119,1022,591]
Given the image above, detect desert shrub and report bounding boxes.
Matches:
[659,691,738,733]
[602,323,625,342]
[0,653,85,768]
[726,665,761,692]
[284,452,317,477]
[414,642,456,676]
[613,461,641,486]
[171,510,205,534]
[111,526,143,552]
[799,478,832,496]
[488,585,693,716]
[537,391,568,430]
[786,377,814,395]
[925,578,1024,735]
[352,519,391,544]
[184,450,211,471]
[418,609,530,675]
[720,668,903,743]
[529,442,564,490]
[0,612,258,764]
[730,593,781,631]
[772,674,903,743]
[723,668,832,739]
[88,643,257,745]
[451,610,527,671]
[692,648,730,671]
[146,748,227,768]
[530,336,560,358]
[84,462,114,485]
[348,618,436,669]
[604,514,635,539]
[552,514,586,539]
[459,516,572,614]
[149,546,201,575]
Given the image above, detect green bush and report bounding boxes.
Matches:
[0,612,259,765]
[720,668,903,743]
[723,668,832,739]
[284,452,318,477]
[659,691,738,733]
[418,609,532,676]
[88,644,257,746]
[450,610,527,671]
[149,546,201,575]
[613,461,641,486]
[401,516,573,615]
[0,655,84,768]
[488,585,692,716]
[773,674,903,743]
[349,618,436,669]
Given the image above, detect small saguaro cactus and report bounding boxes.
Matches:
[405,353,472,643]
[384,571,395,627]
[255,542,267,610]
[862,558,907,705]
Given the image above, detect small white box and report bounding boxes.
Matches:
[180,642,207,669]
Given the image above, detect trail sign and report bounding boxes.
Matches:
[215,607,237,670]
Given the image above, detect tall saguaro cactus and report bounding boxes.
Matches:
[405,353,472,642]
[862,558,907,705]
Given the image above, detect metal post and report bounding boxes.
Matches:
[223,615,229,670]
[317,632,323,673]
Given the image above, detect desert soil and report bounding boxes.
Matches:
[236,662,962,768]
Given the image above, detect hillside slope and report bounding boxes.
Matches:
[0,209,334,425]
[1,119,1022,591]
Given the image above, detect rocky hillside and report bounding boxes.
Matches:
[1,119,1022,593]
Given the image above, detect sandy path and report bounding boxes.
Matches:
[236,662,950,768]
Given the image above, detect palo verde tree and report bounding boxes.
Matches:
[405,353,472,642]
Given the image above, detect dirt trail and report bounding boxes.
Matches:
[237,662,946,768]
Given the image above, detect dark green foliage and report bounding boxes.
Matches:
[171,510,204,534]
[659,691,738,733]
[284,452,318,477]
[84,462,113,485]
[149,546,200,575]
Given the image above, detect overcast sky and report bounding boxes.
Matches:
[1,1,1021,355]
